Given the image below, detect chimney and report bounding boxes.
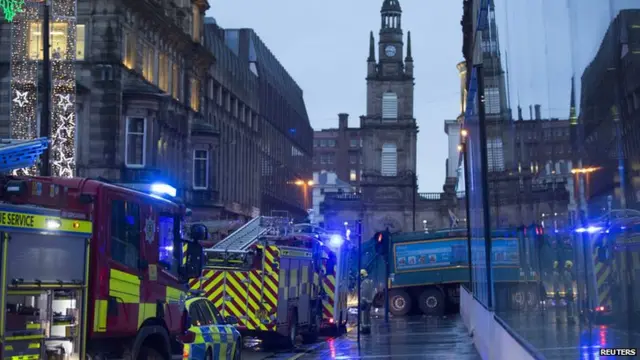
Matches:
[529,105,533,120]
[338,113,348,129]
[517,106,523,121]
[534,104,541,120]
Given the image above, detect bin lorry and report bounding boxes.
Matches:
[0,138,205,360]
[189,215,350,348]
[365,227,542,316]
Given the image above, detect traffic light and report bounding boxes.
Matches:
[374,230,390,256]
[374,232,384,254]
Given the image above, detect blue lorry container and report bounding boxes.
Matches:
[364,228,540,316]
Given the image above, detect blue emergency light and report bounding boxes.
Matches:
[151,183,177,197]
[329,234,344,248]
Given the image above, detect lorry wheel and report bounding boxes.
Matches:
[389,289,412,316]
[511,290,526,310]
[418,288,445,316]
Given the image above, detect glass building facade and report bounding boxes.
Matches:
[461,0,640,358]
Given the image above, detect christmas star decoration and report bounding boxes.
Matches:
[1,0,25,22]
[13,90,29,107]
[56,94,74,112]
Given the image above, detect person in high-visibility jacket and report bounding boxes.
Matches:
[552,260,561,306]
[563,260,576,322]
[360,269,375,334]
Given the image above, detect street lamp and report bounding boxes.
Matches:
[294,179,314,215]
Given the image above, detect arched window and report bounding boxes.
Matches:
[381,143,397,176]
[382,92,398,121]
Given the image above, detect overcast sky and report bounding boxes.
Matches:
[208,0,638,192]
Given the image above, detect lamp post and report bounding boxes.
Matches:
[294,179,313,217]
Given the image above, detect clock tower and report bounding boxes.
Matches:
[360,0,419,234]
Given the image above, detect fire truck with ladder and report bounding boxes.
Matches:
[0,138,204,360]
[189,215,350,348]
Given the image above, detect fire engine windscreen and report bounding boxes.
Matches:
[158,215,179,276]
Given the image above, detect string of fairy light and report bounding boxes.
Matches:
[10,2,38,175]
[50,0,77,178]
[7,0,77,177]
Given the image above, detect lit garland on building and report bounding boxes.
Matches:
[1,0,24,22]
[10,3,39,175]
[50,0,77,177]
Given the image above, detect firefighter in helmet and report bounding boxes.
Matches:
[360,269,375,334]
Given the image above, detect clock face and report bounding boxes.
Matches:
[385,45,396,57]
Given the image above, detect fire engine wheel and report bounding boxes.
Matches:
[302,313,321,344]
[418,288,445,316]
[389,289,412,316]
[137,346,164,360]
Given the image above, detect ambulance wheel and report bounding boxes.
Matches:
[389,289,412,316]
[137,346,164,360]
[419,288,444,316]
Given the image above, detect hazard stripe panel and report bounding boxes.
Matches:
[196,245,281,332]
[323,275,336,320]
[593,246,612,308]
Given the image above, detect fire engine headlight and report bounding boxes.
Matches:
[46,219,61,229]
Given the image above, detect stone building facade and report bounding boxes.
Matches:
[321,0,466,240]
[313,113,363,188]
[0,0,312,226]
[0,0,214,212]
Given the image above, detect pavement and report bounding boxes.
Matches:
[241,314,481,360]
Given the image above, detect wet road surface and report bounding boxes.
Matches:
[250,314,481,360]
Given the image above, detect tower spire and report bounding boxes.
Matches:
[368,31,375,62]
[569,76,577,125]
[405,31,412,61]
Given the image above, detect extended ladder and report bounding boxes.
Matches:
[208,216,292,253]
[0,137,49,172]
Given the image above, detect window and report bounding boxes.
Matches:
[158,53,169,92]
[192,5,201,42]
[485,87,500,114]
[487,137,504,172]
[382,92,398,121]
[350,155,357,164]
[202,300,224,324]
[327,139,336,147]
[481,39,497,53]
[320,139,327,147]
[172,62,181,100]
[190,79,200,111]
[350,139,358,148]
[123,30,136,69]
[350,170,357,181]
[76,24,86,60]
[381,143,397,176]
[28,22,77,60]
[193,300,215,325]
[158,215,178,276]
[142,43,154,82]
[193,149,208,189]
[125,117,146,167]
[110,200,140,269]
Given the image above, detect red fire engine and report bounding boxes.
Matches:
[190,215,329,348]
[0,140,204,360]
